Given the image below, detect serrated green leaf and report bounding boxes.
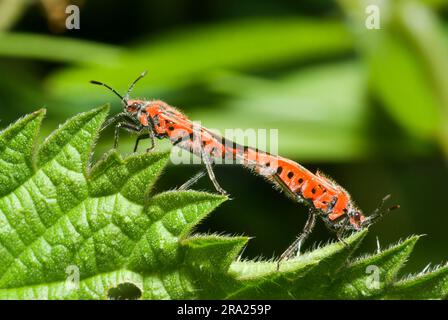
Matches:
[228,231,366,299]
[89,150,169,203]
[330,236,418,299]
[0,109,44,196]
[385,264,448,299]
[182,235,249,299]
[0,107,226,299]
[183,235,249,273]
[287,230,366,299]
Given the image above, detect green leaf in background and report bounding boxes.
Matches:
[338,0,448,154]
[0,32,123,65]
[4,12,445,161]
[189,61,370,161]
[0,108,446,299]
[368,32,441,138]
[43,18,354,111]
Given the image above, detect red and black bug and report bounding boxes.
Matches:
[91,72,399,268]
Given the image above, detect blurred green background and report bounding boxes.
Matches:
[0,0,447,275]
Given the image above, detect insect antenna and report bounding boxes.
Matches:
[372,194,391,216]
[124,70,147,101]
[90,80,126,104]
[363,194,400,227]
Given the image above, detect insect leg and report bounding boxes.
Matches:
[178,170,207,191]
[134,133,149,152]
[272,174,302,202]
[101,112,127,132]
[146,129,156,152]
[277,210,317,271]
[335,219,349,246]
[201,149,228,196]
[134,128,155,152]
[114,122,143,149]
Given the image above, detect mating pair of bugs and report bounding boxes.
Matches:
[91,72,399,268]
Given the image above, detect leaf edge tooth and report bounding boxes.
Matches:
[182,234,250,272]
[0,108,46,136]
[386,263,448,300]
[88,149,124,179]
[36,104,109,168]
[346,235,420,287]
[122,151,171,203]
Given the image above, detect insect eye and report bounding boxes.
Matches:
[126,103,139,112]
[354,211,361,220]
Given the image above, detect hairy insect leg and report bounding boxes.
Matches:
[101,113,127,132]
[134,128,155,152]
[114,122,142,149]
[335,218,350,246]
[178,170,207,191]
[277,211,317,271]
[201,149,228,196]
[272,174,302,202]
